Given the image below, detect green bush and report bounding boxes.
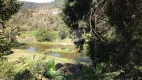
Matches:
[26,59,60,79]
[26,60,46,79]
[59,31,68,40]
[18,57,27,64]
[0,59,15,79]
[14,69,35,80]
[48,59,56,77]
[0,36,11,57]
[44,59,61,79]
[78,63,123,80]
[35,29,58,42]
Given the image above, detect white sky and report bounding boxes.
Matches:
[19,0,55,3]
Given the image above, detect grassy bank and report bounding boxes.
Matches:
[5,49,77,71]
[46,48,76,54]
[24,41,74,45]
[6,49,76,63]
[18,30,74,45]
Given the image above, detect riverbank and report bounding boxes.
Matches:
[6,49,77,64]
[3,48,91,80]
[14,41,79,59]
[4,49,77,73]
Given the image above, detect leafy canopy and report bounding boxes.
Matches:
[62,0,142,71]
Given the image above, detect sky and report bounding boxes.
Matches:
[19,0,55,3]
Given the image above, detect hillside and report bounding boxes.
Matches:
[9,0,65,32]
[20,0,64,9]
[20,1,41,9]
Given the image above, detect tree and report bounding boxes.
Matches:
[62,0,142,76]
[0,0,22,56]
[0,0,22,27]
[96,0,142,68]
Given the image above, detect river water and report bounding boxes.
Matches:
[18,43,92,62]
[18,43,79,59]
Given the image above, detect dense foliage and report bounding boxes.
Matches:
[0,0,21,22]
[35,29,59,42]
[63,0,142,78]
[0,59,15,79]
[0,0,22,56]
[9,0,66,31]
[96,0,142,69]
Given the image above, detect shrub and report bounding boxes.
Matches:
[18,57,27,64]
[0,36,11,57]
[44,59,61,79]
[59,31,68,40]
[26,60,48,79]
[0,59,15,79]
[35,29,58,42]
[14,69,35,80]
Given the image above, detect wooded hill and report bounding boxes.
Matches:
[9,0,65,31]
[20,0,64,9]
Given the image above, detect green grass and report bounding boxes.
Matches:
[7,49,76,63]
[21,30,59,42]
[20,41,74,46]
[7,49,77,73]
[21,30,59,37]
[29,41,57,45]
[21,30,39,37]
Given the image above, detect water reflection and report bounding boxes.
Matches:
[76,57,92,62]
[18,43,92,62]
[27,46,36,53]
[18,43,79,59]
[50,53,61,58]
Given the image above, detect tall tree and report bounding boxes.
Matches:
[62,0,142,74]
[0,0,22,28]
[0,0,22,56]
